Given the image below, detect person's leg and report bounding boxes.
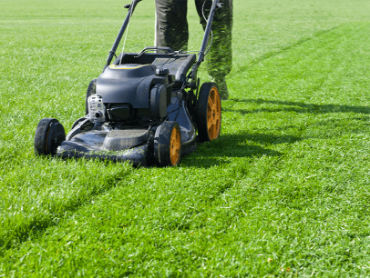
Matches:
[155,0,189,51]
[195,0,233,99]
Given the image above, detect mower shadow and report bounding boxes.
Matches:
[181,132,301,168]
[224,98,370,115]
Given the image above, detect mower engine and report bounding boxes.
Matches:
[89,64,174,125]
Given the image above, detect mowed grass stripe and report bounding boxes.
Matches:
[0,1,156,254]
[222,22,370,275]
[232,23,370,102]
[0,158,133,252]
[2,22,370,276]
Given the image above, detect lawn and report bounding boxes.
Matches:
[1,0,370,276]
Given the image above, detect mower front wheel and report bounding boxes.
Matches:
[34,118,65,156]
[154,121,182,167]
[197,82,221,142]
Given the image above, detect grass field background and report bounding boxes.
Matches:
[1,0,370,276]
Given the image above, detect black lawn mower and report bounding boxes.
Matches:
[34,0,222,167]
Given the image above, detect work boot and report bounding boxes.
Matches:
[213,78,229,100]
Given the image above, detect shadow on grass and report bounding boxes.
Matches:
[225,98,370,115]
[181,132,295,168]
[183,95,370,168]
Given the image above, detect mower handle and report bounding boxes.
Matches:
[191,0,220,80]
[104,0,142,71]
[134,47,175,58]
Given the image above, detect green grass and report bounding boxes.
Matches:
[1,0,370,276]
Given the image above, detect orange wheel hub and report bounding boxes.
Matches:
[170,126,181,166]
[207,86,221,140]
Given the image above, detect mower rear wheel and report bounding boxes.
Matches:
[154,121,181,167]
[197,83,221,142]
[34,118,65,156]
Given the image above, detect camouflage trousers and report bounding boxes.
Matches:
[155,0,233,80]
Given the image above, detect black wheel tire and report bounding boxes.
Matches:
[197,82,222,142]
[154,121,182,167]
[34,118,66,156]
[85,79,97,115]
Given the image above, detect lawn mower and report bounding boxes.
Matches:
[34,0,222,167]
